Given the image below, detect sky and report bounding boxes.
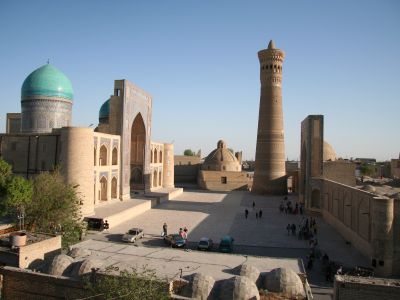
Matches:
[0,0,399,161]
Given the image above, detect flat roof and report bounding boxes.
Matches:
[73,239,304,281]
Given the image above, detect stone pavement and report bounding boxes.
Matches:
[104,190,368,269]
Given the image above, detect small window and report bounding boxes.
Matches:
[223,166,226,171]
[221,177,227,184]
[114,89,120,96]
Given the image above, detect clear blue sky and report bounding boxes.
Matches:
[1,0,399,161]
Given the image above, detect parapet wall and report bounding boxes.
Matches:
[323,161,356,186]
[0,266,87,300]
[333,275,400,300]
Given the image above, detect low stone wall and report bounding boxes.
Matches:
[0,266,87,300]
[333,275,400,300]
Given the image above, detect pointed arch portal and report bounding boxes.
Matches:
[130,113,146,190]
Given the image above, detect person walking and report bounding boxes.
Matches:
[259,209,263,219]
[291,223,296,235]
[245,209,249,219]
[286,224,291,235]
[252,200,255,210]
[103,220,109,231]
[162,223,168,236]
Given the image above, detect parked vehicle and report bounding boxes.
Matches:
[218,235,234,253]
[164,234,186,248]
[197,237,213,251]
[85,217,104,231]
[122,228,144,243]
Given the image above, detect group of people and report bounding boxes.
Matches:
[279,197,303,215]
[179,227,189,239]
[162,222,189,239]
[298,217,318,240]
[244,200,263,219]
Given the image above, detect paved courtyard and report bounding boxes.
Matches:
[91,190,367,268]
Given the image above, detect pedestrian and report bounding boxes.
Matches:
[256,212,259,219]
[259,209,262,218]
[252,200,255,210]
[336,266,343,275]
[179,228,183,238]
[182,228,187,239]
[291,223,296,235]
[286,224,291,235]
[103,220,109,231]
[162,222,168,236]
[245,209,249,219]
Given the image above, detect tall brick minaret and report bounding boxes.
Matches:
[252,40,287,195]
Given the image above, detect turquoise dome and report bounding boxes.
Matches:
[21,64,74,100]
[99,98,110,119]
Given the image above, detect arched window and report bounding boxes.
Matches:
[100,176,108,201]
[112,147,118,165]
[111,177,117,198]
[99,145,108,166]
[151,149,154,163]
[154,150,158,164]
[159,150,162,163]
[158,171,162,186]
[94,147,97,166]
[153,170,158,187]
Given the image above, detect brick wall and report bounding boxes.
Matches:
[334,275,400,300]
[0,266,88,300]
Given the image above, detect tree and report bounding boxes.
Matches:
[0,159,32,224]
[183,149,194,156]
[26,171,83,248]
[85,265,169,300]
[0,158,12,196]
[4,176,33,228]
[360,163,375,176]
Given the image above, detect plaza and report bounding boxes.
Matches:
[88,190,367,268]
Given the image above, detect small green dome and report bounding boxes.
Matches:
[99,98,110,119]
[21,64,74,100]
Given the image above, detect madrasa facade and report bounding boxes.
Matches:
[0,64,175,217]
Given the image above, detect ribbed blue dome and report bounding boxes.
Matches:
[99,98,110,119]
[21,64,73,100]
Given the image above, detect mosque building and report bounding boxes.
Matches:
[0,63,175,217]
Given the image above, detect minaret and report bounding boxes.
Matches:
[252,40,287,195]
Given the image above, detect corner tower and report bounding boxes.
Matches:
[252,40,286,195]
